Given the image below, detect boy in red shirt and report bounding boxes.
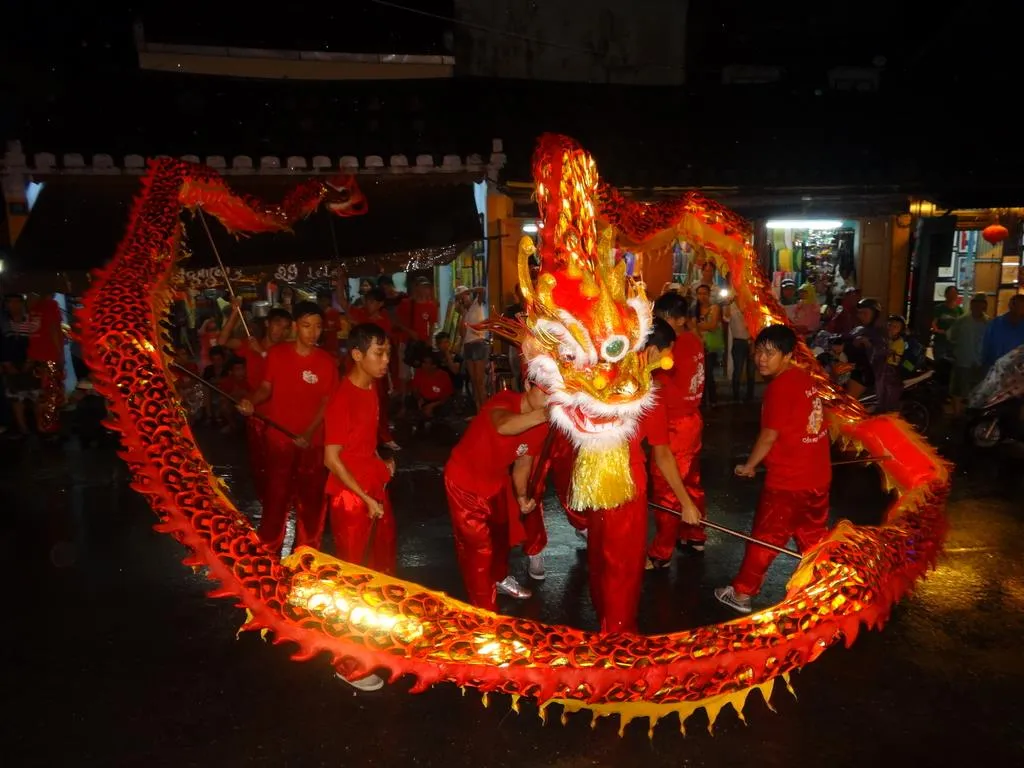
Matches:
[238,302,338,555]
[715,324,832,614]
[444,384,549,610]
[585,319,700,633]
[348,288,399,451]
[648,292,708,567]
[218,303,293,500]
[323,322,396,572]
[317,291,343,359]
[409,352,453,426]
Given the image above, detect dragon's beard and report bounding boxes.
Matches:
[548,392,651,512]
[568,443,634,511]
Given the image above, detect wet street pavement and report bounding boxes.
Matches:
[2,398,1023,767]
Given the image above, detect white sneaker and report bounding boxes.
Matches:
[574,528,588,544]
[335,671,384,692]
[714,586,752,614]
[527,554,545,580]
[495,575,532,599]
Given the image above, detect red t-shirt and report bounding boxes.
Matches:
[348,307,392,336]
[661,332,704,419]
[762,366,832,491]
[411,367,453,402]
[220,374,250,399]
[446,390,549,498]
[628,395,670,482]
[324,377,391,499]
[27,297,62,362]
[321,308,342,356]
[261,343,339,444]
[404,299,438,342]
[384,294,409,342]
[235,343,268,395]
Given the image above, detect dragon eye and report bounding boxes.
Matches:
[601,335,629,363]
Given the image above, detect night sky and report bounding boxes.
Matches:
[1,1,1021,174]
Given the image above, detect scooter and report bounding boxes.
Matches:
[966,347,1024,449]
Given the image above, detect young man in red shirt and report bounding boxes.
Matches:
[715,324,832,614]
[219,301,293,501]
[586,319,700,633]
[317,291,344,360]
[348,288,399,451]
[444,383,549,610]
[238,302,338,555]
[648,292,708,567]
[409,352,453,427]
[323,322,396,573]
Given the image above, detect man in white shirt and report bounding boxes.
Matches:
[455,285,488,413]
[724,298,755,402]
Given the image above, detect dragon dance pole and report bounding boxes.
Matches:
[648,502,801,559]
[739,454,891,472]
[170,362,299,440]
[197,208,252,338]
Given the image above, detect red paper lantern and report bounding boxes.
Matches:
[982,223,1009,245]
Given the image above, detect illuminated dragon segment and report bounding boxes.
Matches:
[78,141,949,738]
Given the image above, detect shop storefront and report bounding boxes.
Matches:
[928,214,1023,315]
[907,204,1023,335]
[762,219,858,304]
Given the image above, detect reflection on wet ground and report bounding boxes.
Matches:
[2,402,1022,766]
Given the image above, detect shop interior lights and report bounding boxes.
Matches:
[521,222,539,233]
[765,219,844,230]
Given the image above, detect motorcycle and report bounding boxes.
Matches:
[966,346,1024,449]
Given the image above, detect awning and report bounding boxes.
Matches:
[9,173,484,274]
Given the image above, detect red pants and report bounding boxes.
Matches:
[445,474,509,611]
[733,485,830,596]
[327,488,396,574]
[246,418,268,503]
[649,413,706,560]
[587,490,648,633]
[375,376,393,444]
[259,429,328,554]
[37,362,64,434]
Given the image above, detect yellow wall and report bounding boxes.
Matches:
[886,216,912,315]
[486,192,516,312]
[858,218,893,309]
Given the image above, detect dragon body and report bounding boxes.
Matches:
[79,143,949,736]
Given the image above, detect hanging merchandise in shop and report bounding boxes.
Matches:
[766,220,857,305]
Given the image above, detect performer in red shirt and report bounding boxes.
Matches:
[648,292,708,567]
[716,324,832,614]
[348,288,399,450]
[403,277,439,346]
[27,292,65,434]
[585,320,700,633]
[239,302,338,555]
[444,384,549,610]
[409,353,453,422]
[218,301,292,501]
[323,322,396,573]
[317,291,343,359]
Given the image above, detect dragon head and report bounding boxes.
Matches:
[516,135,666,510]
